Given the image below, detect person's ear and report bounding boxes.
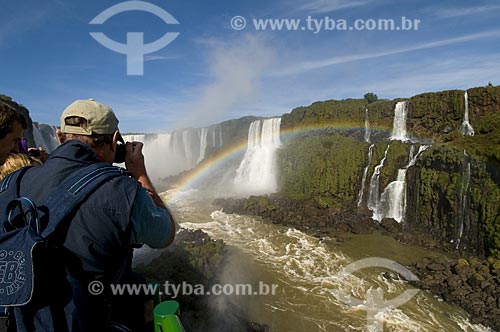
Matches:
[111,130,120,152]
[56,129,64,144]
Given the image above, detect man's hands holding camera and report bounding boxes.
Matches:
[115,140,166,209]
[123,142,147,180]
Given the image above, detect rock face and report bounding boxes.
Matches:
[213,195,380,237]
[414,256,500,330]
[405,146,500,257]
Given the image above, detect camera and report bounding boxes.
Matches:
[28,149,41,158]
[114,143,126,163]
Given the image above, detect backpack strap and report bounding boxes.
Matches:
[0,167,34,233]
[40,163,127,238]
[0,166,31,194]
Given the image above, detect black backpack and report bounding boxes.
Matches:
[0,163,127,330]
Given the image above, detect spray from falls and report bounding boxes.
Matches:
[461,91,475,136]
[234,118,282,194]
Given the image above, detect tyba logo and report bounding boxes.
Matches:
[333,257,420,332]
[0,250,26,296]
[89,1,180,75]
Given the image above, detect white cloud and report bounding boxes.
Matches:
[144,54,181,62]
[272,29,500,76]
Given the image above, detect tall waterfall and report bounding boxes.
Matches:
[364,108,371,143]
[391,101,409,141]
[373,145,429,222]
[460,91,475,136]
[357,144,374,207]
[234,118,282,194]
[367,102,413,216]
[357,109,373,206]
[455,150,471,249]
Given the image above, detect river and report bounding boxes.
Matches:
[145,189,492,332]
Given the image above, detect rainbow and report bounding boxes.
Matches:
[165,120,392,202]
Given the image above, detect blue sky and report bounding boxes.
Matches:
[1,0,499,133]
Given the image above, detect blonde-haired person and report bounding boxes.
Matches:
[0,153,42,180]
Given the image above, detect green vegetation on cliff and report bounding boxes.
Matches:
[407,146,500,257]
[281,99,368,130]
[278,132,366,208]
[409,90,464,140]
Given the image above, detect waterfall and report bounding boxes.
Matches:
[182,131,193,166]
[364,109,371,143]
[212,127,216,147]
[234,118,282,194]
[391,101,409,141]
[455,150,471,249]
[376,169,408,222]
[367,101,421,220]
[123,127,213,181]
[219,125,223,147]
[374,145,429,222]
[460,91,475,136]
[408,145,429,167]
[357,144,374,207]
[367,145,390,212]
[32,123,59,153]
[357,109,372,206]
[197,127,208,163]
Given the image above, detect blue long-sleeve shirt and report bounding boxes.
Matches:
[130,187,173,248]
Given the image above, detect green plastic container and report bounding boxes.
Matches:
[153,301,185,332]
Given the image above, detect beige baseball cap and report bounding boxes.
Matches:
[60,98,119,135]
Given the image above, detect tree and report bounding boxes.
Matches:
[364,92,378,104]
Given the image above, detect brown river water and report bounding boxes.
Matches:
[133,189,492,332]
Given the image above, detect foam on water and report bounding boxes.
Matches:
[170,192,491,331]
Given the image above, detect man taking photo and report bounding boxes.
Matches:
[5,98,175,332]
